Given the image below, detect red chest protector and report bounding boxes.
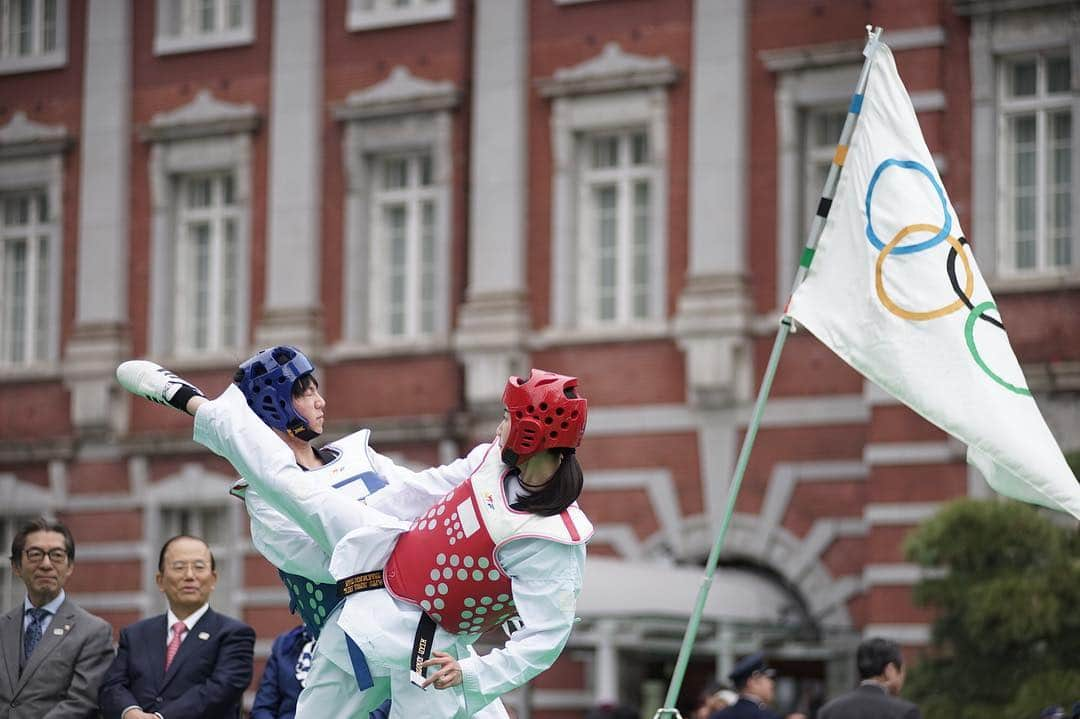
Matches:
[384,443,593,636]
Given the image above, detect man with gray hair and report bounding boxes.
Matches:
[818,637,922,719]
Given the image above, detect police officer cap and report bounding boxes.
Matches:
[728,652,776,686]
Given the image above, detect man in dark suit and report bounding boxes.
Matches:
[708,652,781,719]
[818,637,922,719]
[98,535,255,719]
[0,517,114,719]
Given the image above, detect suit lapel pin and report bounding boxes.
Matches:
[53,628,64,635]
[197,632,210,640]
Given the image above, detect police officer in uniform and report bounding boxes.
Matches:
[708,653,781,719]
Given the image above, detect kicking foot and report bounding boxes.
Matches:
[116,360,205,414]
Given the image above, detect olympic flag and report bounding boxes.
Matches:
[785,43,1080,519]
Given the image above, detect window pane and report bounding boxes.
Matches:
[4,195,29,225]
[632,182,650,319]
[1009,60,1037,97]
[199,0,216,32]
[191,222,211,349]
[17,0,32,55]
[592,136,618,169]
[384,205,407,336]
[418,155,433,187]
[595,186,617,320]
[227,0,243,28]
[1048,111,1072,267]
[420,201,435,334]
[222,173,235,205]
[1047,55,1071,94]
[187,177,212,208]
[382,158,407,190]
[222,218,237,344]
[34,235,48,359]
[3,240,27,362]
[631,132,649,166]
[42,0,56,52]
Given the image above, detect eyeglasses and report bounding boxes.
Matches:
[24,548,69,565]
[167,561,211,574]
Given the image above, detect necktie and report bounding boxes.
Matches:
[165,621,187,670]
[23,607,49,662]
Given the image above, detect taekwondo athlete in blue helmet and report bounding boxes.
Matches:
[115,348,509,719]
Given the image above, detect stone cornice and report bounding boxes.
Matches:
[536,42,678,98]
[0,111,73,160]
[333,66,460,121]
[139,89,260,143]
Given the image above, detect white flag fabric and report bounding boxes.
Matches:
[786,43,1080,519]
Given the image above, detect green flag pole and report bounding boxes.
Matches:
[652,25,884,719]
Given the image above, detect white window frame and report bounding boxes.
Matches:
[346,0,454,32]
[0,112,67,377]
[367,152,441,342]
[172,172,242,355]
[143,90,256,364]
[547,90,668,338]
[334,67,458,357]
[0,189,56,367]
[970,8,1080,291]
[154,0,254,56]
[995,50,1075,277]
[145,464,244,619]
[0,0,66,75]
[575,128,659,326]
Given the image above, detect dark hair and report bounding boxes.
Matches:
[9,517,75,567]
[856,637,903,680]
[158,535,217,572]
[510,448,583,517]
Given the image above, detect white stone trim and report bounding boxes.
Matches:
[548,87,670,330]
[144,91,255,359]
[333,65,460,120]
[337,94,455,347]
[0,145,65,369]
[788,517,866,583]
[65,591,148,612]
[862,563,945,587]
[537,42,677,98]
[759,26,947,72]
[346,0,454,32]
[863,441,961,465]
[588,525,647,559]
[861,623,931,645]
[0,473,55,512]
[153,0,255,56]
[584,469,684,556]
[0,0,68,75]
[864,502,942,525]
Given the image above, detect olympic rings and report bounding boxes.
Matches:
[865,159,951,254]
[875,224,972,321]
[864,157,1028,394]
[964,302,1032,397]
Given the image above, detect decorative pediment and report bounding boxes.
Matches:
[0,473,53,513]
[334,66,460,121]
[0,111,73,159]
[148,463,234,503]
[537,42,678,98]
[140,89,260,143]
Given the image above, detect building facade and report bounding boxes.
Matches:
[0,0,1077,716]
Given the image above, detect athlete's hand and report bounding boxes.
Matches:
[421,652,462,690]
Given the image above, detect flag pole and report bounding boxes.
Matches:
[652,25,884,719]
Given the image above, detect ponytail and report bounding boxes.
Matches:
[510,448,583,517]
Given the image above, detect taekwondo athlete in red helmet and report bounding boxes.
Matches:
[287,369,594,718]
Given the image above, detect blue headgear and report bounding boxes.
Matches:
[235,346,319,440]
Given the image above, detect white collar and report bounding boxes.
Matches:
[24,589,65,615]
[167,603,211,633]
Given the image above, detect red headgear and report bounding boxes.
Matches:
[502,369,587,458]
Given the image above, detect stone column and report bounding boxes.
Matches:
[673,0,753,408]
[257,0,324,349]
[454,0,530,408]
[64,0,132,434]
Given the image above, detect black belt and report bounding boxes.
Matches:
[336,570,386,597]
[336,569,438,689]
